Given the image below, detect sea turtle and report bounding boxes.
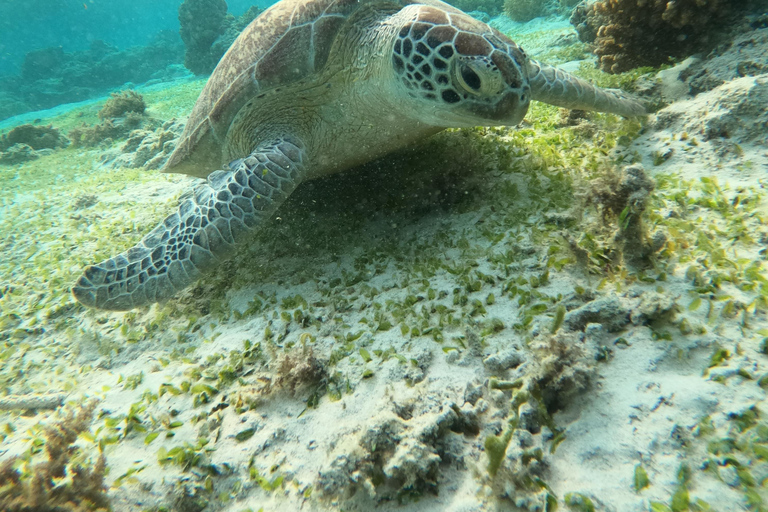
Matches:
[72,0,645,311]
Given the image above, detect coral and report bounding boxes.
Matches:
[178,0,229,75]
[0,400,110,512]
[0,144,39,165]
[572,0,754,73]
[528,331,595,411]
[68,113,146,148]
[0,33,183,122]
[98,90,146,120]
[0,124,66,151]
[504,0,547,22]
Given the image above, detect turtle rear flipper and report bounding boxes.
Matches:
[72,137,306,311]
[527,60,647,117]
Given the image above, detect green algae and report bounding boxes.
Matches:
[0,55,767,512]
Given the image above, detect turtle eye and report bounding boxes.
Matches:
[456,62,482,94]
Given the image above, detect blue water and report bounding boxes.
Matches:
[0,0,276,77]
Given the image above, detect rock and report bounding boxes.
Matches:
[104,119,184,170]
[564,296,631,332]
[382,438,440,490]
[684,28,768,95]
[655,73,768,143]
[483,349,524,373]
[0,143,39,165]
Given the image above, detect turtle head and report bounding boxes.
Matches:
[391,7,531,128]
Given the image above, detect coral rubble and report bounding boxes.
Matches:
[68,113,147,148]
[571,0,757,73]
[99,119,183,169]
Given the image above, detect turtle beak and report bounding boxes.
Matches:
[488,51,531,126]
[465,89,529,125]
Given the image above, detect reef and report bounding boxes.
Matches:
[0,124,66,165]
[570,0,759,73]
[0,400,110,512]
[98,90,147,120]
[179,0,262,75]
[178,0,228,75]
[682,26,768,94]
[0,33,184,122]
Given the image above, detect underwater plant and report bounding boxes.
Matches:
[97,90,147,120]
[0,400,110,512]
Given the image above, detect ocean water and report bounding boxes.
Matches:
[0,0,275,76]
[1,1,767,511]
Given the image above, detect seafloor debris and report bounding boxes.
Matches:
[588,163,658,268]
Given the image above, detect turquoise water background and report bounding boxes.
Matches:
[0,0,277,76]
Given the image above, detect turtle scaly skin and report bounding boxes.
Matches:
[73,0,645,311]
[74,138,305,310]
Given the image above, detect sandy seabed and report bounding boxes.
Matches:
[1,17,768,512]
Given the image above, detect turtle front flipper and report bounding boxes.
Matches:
[72,137,306,311]
[527,60,647,117]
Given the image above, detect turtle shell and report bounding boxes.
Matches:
[164,0,466,178]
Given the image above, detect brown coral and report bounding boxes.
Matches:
[0,400,110,512]
[572,0,749,73]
